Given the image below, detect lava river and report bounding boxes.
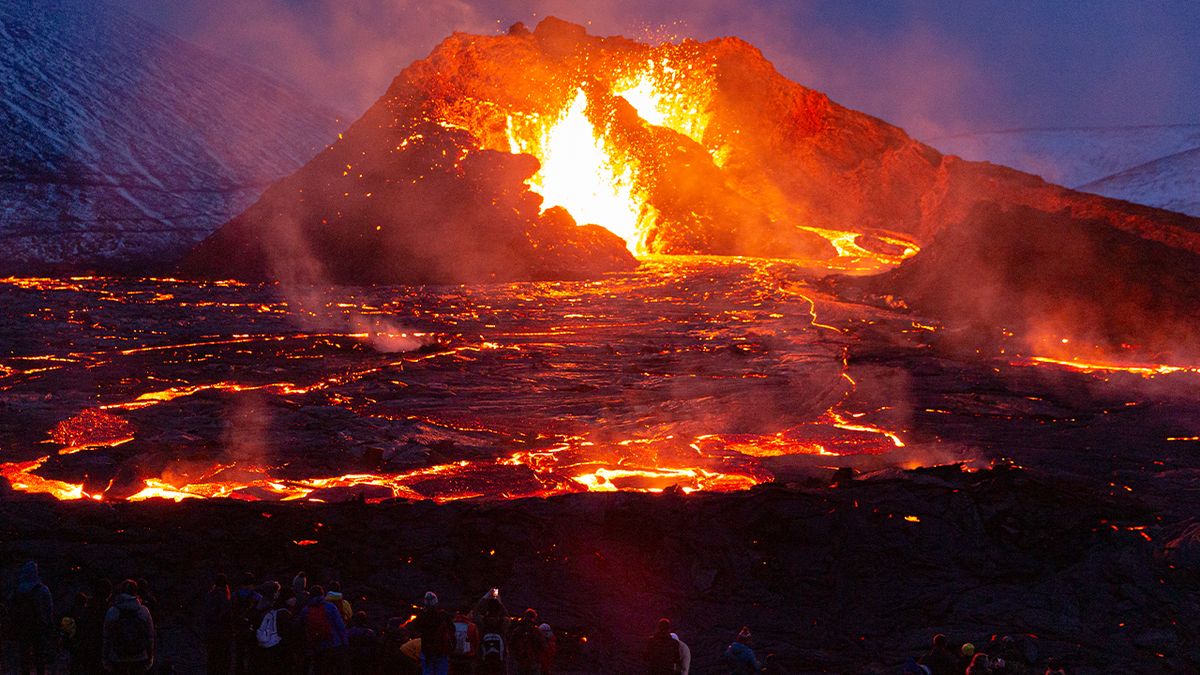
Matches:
[4,255,1199,503]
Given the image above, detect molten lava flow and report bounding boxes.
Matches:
[514,89,641,251]
[1016,356,1200,378]
[0,457,86,500]
[50,409,136,453]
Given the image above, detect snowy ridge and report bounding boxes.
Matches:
[0,0,345,271]
[926,125,1200,217]
[1078,147,1200,219]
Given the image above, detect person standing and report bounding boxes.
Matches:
[295,585,348,675]
[723,627,761,674]
[413,592,454,675]
[644,619,680,675]
[200,574,232,675]
[537,624,556,675]
[76,579,112,675]
[448,603,478,675]
[230,573,262,675]
[508,609,546,675]
[471,590,510,675]
[101,579,154,675]
[11,561,54,675]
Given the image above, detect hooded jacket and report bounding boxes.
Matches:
[12,561,54,637]
[102,593,155,666]
[296,595,347,654]
[324,590,352,622]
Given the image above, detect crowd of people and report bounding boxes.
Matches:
[905,633,1067,675]
[7,560,1070,675]
[200,575,560,675]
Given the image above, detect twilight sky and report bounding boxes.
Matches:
[110,0,1200,141]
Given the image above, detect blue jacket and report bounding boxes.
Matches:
[296,598,348,654]
[724,641,760,674]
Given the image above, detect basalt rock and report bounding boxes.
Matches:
[0,466,1192,674]
[838,202,1200,359]
[179,122,635,285]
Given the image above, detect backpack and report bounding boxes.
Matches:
[305,605,333,645]
[481,633,504,662]
[433,617,455,656]
[256,609,282,648]
[453,621,471,655]
[111,607,151,659]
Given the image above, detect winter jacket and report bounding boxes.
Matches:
[295,596,348,654]
[102,594,155,667]
[413,606,452,657]
[644,630,681,675]
[11,561,54,640]
[723,641,760,674]
[325,591,352,622]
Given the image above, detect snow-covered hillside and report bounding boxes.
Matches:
[927,125,1200,217]
[1078,147,1200,218]
[0,0,345,272]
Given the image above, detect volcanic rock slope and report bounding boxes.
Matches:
[185,18,1200,300]
[0,0,344,273]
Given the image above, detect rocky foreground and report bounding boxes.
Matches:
[2,464,1197,675]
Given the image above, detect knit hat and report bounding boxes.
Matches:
[961,643,975,657]
[424,591,438,607]
[737,627,752,642]
[539,623,552,638]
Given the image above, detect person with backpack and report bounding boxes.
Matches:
[230,573,262,675]
[294,584,348,675]
[11,561,54,675]
[645,619,681,675]
[470,590,510,675]
[723,627,761,674]
[253,582,291,675]
[448,603,478,675]
[413,592,454,675]
[101,579,154,675]
[508,609,546,675]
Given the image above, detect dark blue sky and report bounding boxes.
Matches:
[111,0,1200,140]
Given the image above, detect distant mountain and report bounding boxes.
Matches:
[927,125,1200,217]
[0,0,345,273]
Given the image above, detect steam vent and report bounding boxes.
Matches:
[181,17,1200,355]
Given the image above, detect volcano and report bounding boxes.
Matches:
[181,18,1200,360]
